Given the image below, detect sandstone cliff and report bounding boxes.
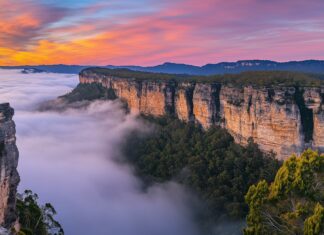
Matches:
[0,103,19,228]
[79,70,324,160]
[220,86,304,159]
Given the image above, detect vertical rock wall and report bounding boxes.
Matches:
[303,87,324,151]
[220,86,303,159]
[79,71,324,159]
[111,79,142,113]
[175,82,195,122]
[0,103,19,228]
[192,83,221,129]
[139,80,174,116]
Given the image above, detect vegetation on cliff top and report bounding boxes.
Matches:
[16,190,64,235]
[60,83,116,103]
[81,67,324,87]
[59,83,117,103]
[122,116,281,227]
[244,149,324,235]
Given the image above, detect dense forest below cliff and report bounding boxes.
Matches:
[81,68,324,87]
[60,72,323,233]
[60,81,282,223]
[122,116,281,229]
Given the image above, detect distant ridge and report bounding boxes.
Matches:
[2,60,324,75]
[108,60,324,75]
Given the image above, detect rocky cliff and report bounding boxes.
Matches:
[0,103,19,228]
[79,69,324,160]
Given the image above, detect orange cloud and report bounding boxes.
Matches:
[1,0,324,66]
[0,4,197,66]
[0,0,68,49]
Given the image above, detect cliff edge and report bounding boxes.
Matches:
[0,103,19,229]
[78,68,324,160]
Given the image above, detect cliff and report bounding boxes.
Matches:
[79,69,324,160]
[0,103,19,228]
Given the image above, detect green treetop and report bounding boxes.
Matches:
[244,149,324,235]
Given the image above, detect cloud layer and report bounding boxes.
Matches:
[0,69,201,235]
[1,0,324,66]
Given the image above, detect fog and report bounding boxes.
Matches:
[0,69,201,235]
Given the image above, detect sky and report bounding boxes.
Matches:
[0,0,324,66]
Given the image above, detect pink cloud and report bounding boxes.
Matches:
[0,0,69,49]
[1,0,324,65]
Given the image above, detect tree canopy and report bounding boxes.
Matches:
[123,116,280,224]
[16,190,64,235]
[81,67,324,87]
[244,149,324,235]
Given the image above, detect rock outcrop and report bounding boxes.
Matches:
[0,103,19,228]
[79,70,324,160]
[220,86,304,160]
[175,82,195,122]
[303,87,324,151]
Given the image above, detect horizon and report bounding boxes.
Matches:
[2,59,324,68]
[1,0,324,66]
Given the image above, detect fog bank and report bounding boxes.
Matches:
[0,69,201,235]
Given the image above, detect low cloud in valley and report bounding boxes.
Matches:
[0,69,202,235]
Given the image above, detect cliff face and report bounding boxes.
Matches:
[79,71,324,160]
[192,83,221,129]
[175,82,195,122]
[220,86,304,159]
[303,87,324,151]
[0,103,19,228]
[80,75,175,115]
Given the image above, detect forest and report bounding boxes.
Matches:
[81,68,324,87]
[122,116,281,227]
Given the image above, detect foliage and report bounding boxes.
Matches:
[123,116,280,222]
[60,83,116,103]
[81,67,324,87]
[304,203,324,235]
[16,190,64,235]
[244,149,324,235]
[81,67,189,82]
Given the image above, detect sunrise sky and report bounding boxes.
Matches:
[1,0,324,66]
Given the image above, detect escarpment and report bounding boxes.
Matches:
[303,87,324,151]
[0,103,19,228]
[79,69,324,160]
[175,82,195,122]
[220,86,304,159]
[192,83,222,129]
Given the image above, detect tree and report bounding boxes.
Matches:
[244,149,324,235]
[16,190,64,235]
